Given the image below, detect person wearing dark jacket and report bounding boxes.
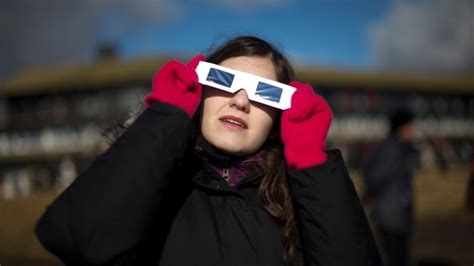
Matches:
[362,110,418,266]
[35,36,383,266]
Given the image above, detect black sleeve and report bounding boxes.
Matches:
[35,101,197,265]
[288,150,384,266]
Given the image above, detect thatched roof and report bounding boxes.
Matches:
[1,56,473,96]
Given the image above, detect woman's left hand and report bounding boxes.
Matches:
[281,81,333,169]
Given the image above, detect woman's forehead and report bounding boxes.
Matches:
[219,56,277,81]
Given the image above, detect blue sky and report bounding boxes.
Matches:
[116,1,390,69]
[1,0,470,81]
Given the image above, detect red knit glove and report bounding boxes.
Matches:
[281,81,333,169]
[144,55,205,117]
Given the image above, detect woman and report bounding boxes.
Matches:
[35,36,383,266]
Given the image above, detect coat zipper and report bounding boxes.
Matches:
[222,167,230,181]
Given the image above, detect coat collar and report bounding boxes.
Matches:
[192,162,263,192]
[193,135,264,193]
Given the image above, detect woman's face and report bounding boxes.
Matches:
[200,56,279,156]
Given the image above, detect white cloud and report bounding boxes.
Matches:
[369,0,474,74]
[0,0,180,81]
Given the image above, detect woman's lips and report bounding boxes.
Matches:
[219,115,248,129]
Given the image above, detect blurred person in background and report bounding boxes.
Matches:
[35,36,382,266]
[466,154,474,212]
[362,109,418,266]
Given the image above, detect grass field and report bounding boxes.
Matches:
[1,167,472,266]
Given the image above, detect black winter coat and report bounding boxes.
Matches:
[35,101,383,266]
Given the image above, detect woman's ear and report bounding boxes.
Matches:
[267,114,281,141]
[193,106,203,133]
[193,86,208,131]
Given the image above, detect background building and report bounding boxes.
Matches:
[1,57,473,198]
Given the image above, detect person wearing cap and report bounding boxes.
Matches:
[362,109,419,266]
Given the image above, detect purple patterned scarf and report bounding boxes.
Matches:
[195,136,263,187]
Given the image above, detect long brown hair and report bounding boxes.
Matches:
[206,36,302,266]
[104,35,302,265]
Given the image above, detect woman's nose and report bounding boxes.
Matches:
[229,89,250,113]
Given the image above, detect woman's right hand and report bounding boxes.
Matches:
[144,55,205,117]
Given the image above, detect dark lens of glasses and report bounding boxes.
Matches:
[256,82,283,103]
[207,68,234,88]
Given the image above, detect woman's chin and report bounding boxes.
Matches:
[215,143,246,156]
[208,138,253,156]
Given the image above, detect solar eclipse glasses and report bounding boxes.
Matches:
[196,61,296,110]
